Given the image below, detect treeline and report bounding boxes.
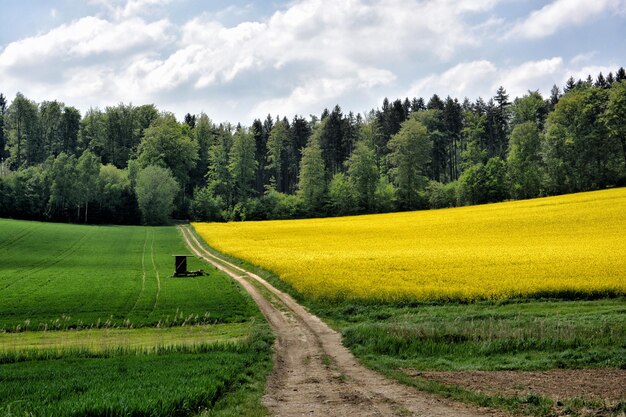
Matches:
[0,67,625,224]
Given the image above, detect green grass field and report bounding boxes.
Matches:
[0,341,272,417]
[0,219,258,331]
[0,219,272,417]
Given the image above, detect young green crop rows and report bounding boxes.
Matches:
[0,220,259,331]
[194,187,626,302]
[0,219,271,416]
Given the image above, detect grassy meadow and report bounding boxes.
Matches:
[0,219,272,417]
[319,299,626,371]
[0,220,257,331]
[194,187,626,302]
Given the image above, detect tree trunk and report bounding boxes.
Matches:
[85,202,88,224]
[621,137,626,169]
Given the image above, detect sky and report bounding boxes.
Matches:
[1,0,625,124]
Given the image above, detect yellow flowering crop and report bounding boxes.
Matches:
[193,188,626,302]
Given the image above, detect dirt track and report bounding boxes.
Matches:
[180,226,508,417]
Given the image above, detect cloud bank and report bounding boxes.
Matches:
[0,0,624,123]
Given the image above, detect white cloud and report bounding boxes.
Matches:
[0,0,497,120]
[567,65,619,82]
[126,0,501,117]
[89,0,172,19]
[0,17,171,72]
[408,60,497,99]
[407,57,623,102]
[498,57,563,98]
[117,0,173,19]
[570,51,597,65]
[1,0,622,124]
[507,0,625,39]
[251,68,396,118]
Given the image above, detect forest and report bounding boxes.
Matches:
[0,68,625,225]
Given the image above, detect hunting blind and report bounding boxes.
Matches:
[172,255,205,277]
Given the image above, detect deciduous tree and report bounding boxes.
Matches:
[135,165,179,225]
[388,118,432,210]
[507,122,543,199]
[298,132,326,214]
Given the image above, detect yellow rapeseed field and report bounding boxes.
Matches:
[193,188,626,302]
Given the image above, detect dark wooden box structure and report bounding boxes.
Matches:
[172,254,205,277]
[173,254,192,276]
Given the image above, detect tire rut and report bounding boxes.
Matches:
[180,225,510,417]
[149,229,161,316]
[128,228,149,317]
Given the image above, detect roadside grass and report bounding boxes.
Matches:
[0,219,260,331]
[316,299,626,371]
[0,324,274,417]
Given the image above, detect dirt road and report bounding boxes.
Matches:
[180,226,507,417]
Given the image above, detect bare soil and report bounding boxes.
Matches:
[181,226,510,417]
[405,369,626,404]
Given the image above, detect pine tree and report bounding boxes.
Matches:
[402,98,411,118]
[414,109,445,181]
[442,97,463,180]
[492,86,511,158]
[616,67,626,82]
[595,73,608,89]
[39,101,62,159]
[266,119,289,193]
[7,93,40,168]
[318,105,344,177]
[184,113,196,129]
[229,127,257,201]
[411,97,425,112]
[606,72,615,85]
[564,76,576,92]
[342,111,358,164]
[61,106,81,155]
[251,119,267,194]
[549,84,561,109]
[190,113,214,189]
[288,115,311,194]
[207,126,233,207]
[427,94,444,110]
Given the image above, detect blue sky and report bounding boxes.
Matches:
[1,0,625,124]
